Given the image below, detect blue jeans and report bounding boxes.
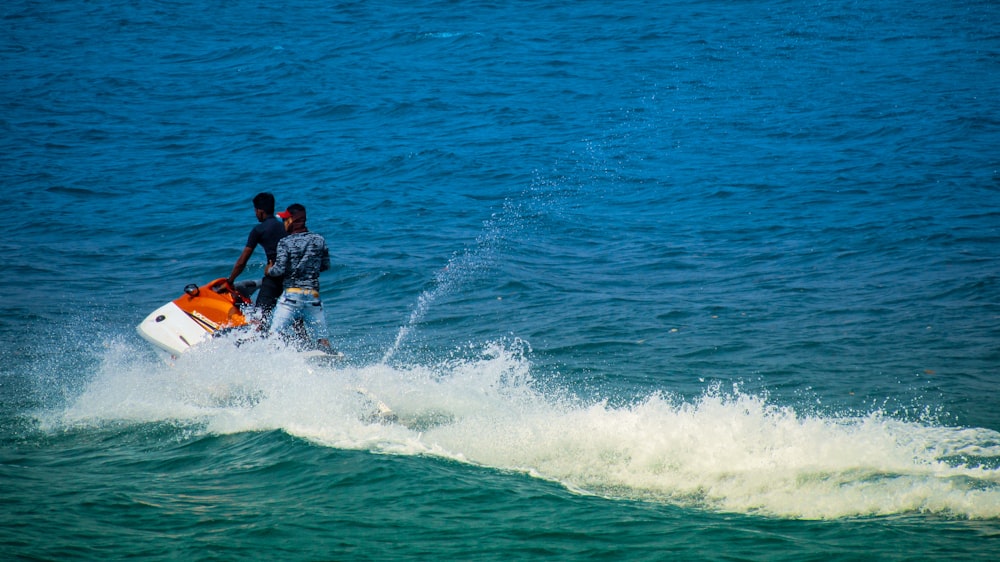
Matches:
[269,290,329,346]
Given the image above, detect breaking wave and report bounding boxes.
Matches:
[41,336,1000,520]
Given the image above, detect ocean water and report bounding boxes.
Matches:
[2,0,999,559]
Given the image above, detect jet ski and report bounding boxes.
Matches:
[136,277,393,420]
[137,277,259,358]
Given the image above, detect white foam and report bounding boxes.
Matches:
[52,337,1000,520]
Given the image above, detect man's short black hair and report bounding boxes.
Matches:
[252,192,275,215]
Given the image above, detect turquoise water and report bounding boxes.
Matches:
[3,0,999,559]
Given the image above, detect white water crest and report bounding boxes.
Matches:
[50,336,1000,521]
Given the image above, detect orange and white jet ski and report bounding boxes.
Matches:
[137,278,258,358]
[137,277,393,420]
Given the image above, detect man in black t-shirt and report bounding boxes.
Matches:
[227,192,288,320]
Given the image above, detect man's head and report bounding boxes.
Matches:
[253,192,276,219]
[277,203,308,233]
[277,203,306,221]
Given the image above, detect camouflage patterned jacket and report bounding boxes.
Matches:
[267,231,330,291]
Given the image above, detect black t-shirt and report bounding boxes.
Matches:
[246,216,287,263]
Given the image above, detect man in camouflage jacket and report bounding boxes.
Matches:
[266,203,333,352]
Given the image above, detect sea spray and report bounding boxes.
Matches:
[53,341,1000,520]
[379,124,652,365]
[381,198,527,363]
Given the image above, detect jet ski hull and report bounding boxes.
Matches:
[137,278,252,357]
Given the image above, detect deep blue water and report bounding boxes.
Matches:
[2,0,999,559]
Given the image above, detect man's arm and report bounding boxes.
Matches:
[268,242,288,278]
[228,246,254,284]
[320,242,330,272]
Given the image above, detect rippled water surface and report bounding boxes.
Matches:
[2,0,999,559]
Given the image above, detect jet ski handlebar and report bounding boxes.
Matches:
[206,277,254,306]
